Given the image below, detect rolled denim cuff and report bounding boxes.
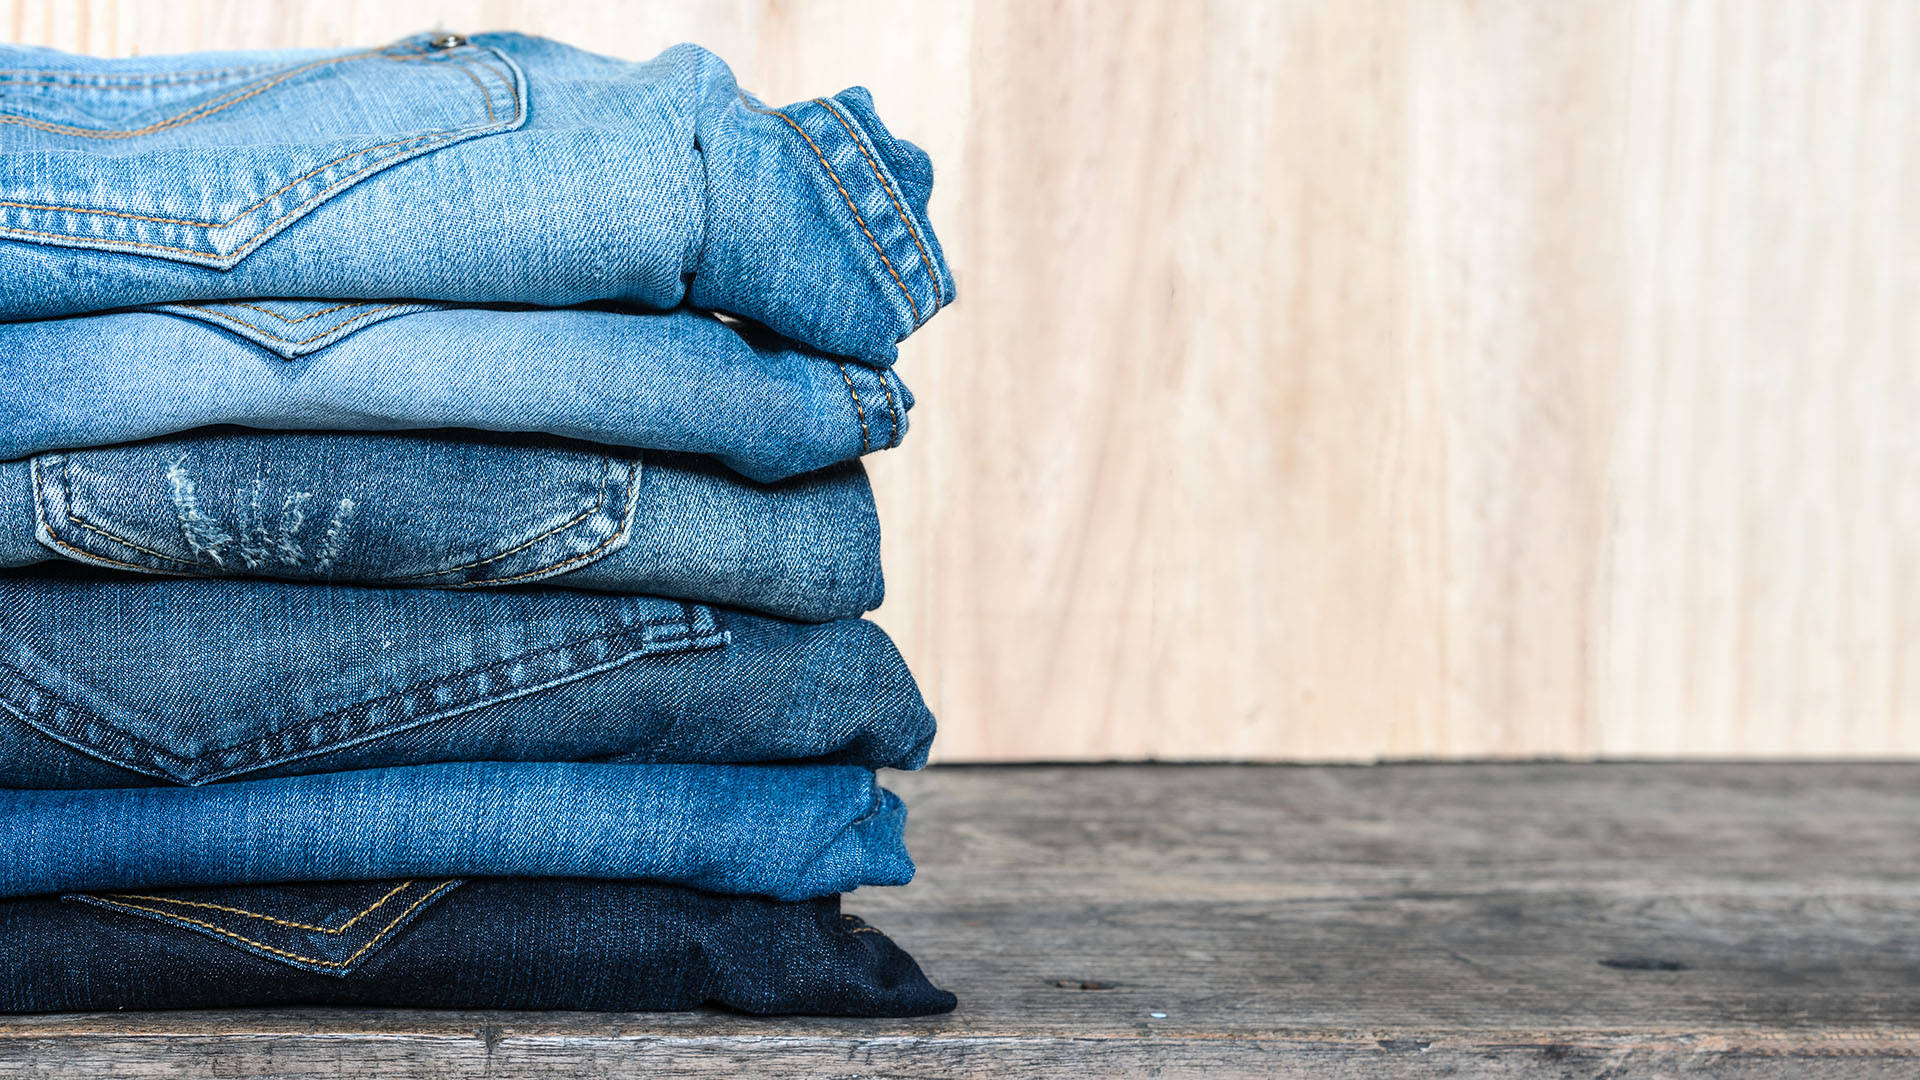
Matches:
[693,72,955,362]
[0,762,913,901]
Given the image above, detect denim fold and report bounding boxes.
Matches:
[0,33,953,361]
[0,877,955,1015]
[0,429,884,621]
[0,304,912,483]
[0,761,911,900]
[0,567,934,788]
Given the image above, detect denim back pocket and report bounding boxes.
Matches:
[0,35,524,267]
[65,879,463,976]
[0,571,729,785]
[33,430,640,587]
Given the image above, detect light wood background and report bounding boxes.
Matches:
[6,1,1916,761]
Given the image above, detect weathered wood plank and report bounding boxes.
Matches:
[1,764,1916,1075]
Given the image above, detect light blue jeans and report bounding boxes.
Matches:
[0,304,911,485]
[0,33,952,362]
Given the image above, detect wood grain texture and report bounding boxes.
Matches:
[4,763,1919,1076]
[4,1,1915,760]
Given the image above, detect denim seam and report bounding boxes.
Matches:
[835,362,873,455]
[98,879,419,933]
[814,96,942,310]
[218,301,372,324]
[739,94,922,326]
[0,50,392,138]
[876,368,903,449]
[0,132,468,254]
[0,616,727,784]
[38,451,639,585]
[0,47,521,259]
[388,455,618,580]
[78,880,460,969]
[0,45,459,140]
[0,64,282,88]
[175,303,407,348]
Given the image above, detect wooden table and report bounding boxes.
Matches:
[2,763,1916,1077]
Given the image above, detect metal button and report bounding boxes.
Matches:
[428,33,467,49]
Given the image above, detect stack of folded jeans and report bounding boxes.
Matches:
[0,32,955,1015]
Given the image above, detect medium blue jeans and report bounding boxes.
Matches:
[0,33,953,362]
[0,304,910,484]
[0,567,934,787]
[0,878,956,1015]
[0,429,883,621]
[0,761,910,900]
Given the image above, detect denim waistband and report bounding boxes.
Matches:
[0,429,884,621]
[0,33,953,361]
[0,761,911,900]
[0,304,911,483]
[0,566,934,787]
[0,877,955,1015]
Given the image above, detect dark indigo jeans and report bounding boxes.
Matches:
[0,877,955,1015]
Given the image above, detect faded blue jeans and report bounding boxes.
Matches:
[0,304,911,484]
[0,33,952,362]
[0,429,884,622]
[0,567,935,788]
[0,761,910,900]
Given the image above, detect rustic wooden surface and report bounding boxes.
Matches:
[4,1,1918,761]
[2,763,1918,1077]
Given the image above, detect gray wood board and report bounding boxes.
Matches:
[4,763,1918,1076]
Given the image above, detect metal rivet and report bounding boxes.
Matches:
[429,33,467,49]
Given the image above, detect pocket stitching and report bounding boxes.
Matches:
[0,47,522,260]
[0,612,729,785]
[77,880,460,969]
[834,361,873,456]
[97,878,420,934]
[176,302,408,345]
[39,449,639,584]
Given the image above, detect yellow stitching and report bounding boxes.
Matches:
[81,882,455,968]
[449,61,496,125]
[876,368,903,449]
[815,97,940,309]
[215,301,370,324]
[389,456,622,579]
[0,51,387,138]
[739,95,921,326]
[470,57,520,121]
[65,513,196,566]
[97,880,418,934]
[0,130,473,228]
[460,462,644,586]
[846,926,884,935]
[0,51,519,252]
[179,303,406,345]
[0,135,471,251]
[835,362,872,455]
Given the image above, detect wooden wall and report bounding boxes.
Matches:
[7,1,1915,761]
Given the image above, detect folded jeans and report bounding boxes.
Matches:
[0,877,955,1016]
[0,761,911,901]
[0,304,911,483]
[0,33,953,361]
[0,429,884,622]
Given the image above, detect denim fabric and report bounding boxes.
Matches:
[0,305,911,484]
[0,878,955,1015]
[0,761,909,900]
[0,566,933,788]
[0,429,883,621]
[0,33,953,362]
